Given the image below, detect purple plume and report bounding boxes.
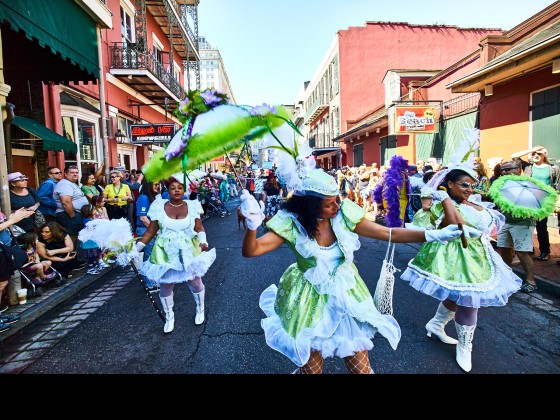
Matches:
[383,155,409,227]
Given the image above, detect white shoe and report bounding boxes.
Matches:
[192,289,205,325]
[160,294,175,333]
[425,302,458,345]
[455,322,476,372]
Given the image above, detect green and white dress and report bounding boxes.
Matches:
[260,200,400,367]
[140,198,216,284]
[401,198,521,307]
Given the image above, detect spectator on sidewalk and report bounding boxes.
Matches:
[0,206,33,330]
[495,161,538,293]
[37,166,63,222]
[8,172,40,233]
[38,221,80,279]
[53,165,90,244]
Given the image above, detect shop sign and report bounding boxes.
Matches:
[130,123,176,143]
[394,106,437,134]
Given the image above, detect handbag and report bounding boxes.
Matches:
[34,209,46,228]
[373,229,400,316]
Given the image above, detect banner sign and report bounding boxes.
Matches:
[394,106,437,134]
[130,123,176,143]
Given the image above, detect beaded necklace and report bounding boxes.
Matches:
[112,183,122,200]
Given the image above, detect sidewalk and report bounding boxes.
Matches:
[0,264,117,343]
[511,225,560,295]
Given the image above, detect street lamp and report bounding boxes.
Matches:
[115,129,127,144]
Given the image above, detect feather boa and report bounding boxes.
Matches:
[487,174,558,219]
[382,155,410,227]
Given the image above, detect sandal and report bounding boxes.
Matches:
[520,282,538,293]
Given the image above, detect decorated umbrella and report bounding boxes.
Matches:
[488,174,558,219]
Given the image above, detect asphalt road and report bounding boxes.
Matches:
[4,197,560,374]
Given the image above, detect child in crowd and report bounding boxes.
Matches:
[92,194,109,220]
[91,195,111,267]
[80,203,105,274]
[17,232,53,285]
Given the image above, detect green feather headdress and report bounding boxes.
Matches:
[142,88,291,183]
[487,174,558,219]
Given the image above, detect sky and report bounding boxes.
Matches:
[198,0,556,106]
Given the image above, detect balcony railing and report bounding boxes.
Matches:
[110,42,184,99]
[309,133,337,149]
[305,93,329,124]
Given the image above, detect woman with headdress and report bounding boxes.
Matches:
[401,129,522,372]
[240,157,466,374]
[135,176,216,333]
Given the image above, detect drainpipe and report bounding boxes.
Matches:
[97,25,110,179]
[0,26,10,213]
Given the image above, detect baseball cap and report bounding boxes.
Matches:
[8,172,28,182]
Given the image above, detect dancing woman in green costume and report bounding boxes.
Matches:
[240,167,465,374]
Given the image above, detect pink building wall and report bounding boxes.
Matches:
[337,23,502,132]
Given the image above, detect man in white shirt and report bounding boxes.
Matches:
[53,165,90,241]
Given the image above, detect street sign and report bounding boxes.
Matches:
[130,123,176,144]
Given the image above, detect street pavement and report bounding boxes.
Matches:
[1,196,559,374]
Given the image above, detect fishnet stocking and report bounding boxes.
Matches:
[343,351,374,374]
[293,351,324,374]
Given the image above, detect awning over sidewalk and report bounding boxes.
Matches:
[0,0,99,80]
[11,116,77,153]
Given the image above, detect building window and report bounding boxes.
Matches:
[120,5,134,44]
[61,114,100,177]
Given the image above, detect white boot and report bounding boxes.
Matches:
[425,302,458,345]
[160,294,175,333]
[192,289,205,325]
[455,322,476,372]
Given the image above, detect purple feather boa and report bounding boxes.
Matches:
[383,155,410,227]
[373,182,384,206]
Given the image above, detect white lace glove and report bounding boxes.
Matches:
[460,225,483,238]
[424,224,463,244]
[240,189,265,231]
[135,242,146,253]
[431,190,450,203]
[197,231,208,247]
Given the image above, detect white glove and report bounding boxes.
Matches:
[460,225,483,238]
[240,189,265,231]
[431,190,450,203]
[197,231,208,246]
[135,242,146,252]
[424,224,463,244]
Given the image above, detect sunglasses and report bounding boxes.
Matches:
[501,167,517,172]
[110,175,119,179]
[454,182,477,190]
[50,171,62,175]
[531,152,544,155]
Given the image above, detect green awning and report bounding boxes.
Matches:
[0,0,98,80]
[11,116,77,153]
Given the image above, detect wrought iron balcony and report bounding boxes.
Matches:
[110,42,184,105]
[304,93,329,124]
[308,133,337,149]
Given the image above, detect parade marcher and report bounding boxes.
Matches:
[240,139,467,374]
[401,129,522,373]
[135,177,216,333]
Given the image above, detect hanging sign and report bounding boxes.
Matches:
[394,106,438,134]
[130,123,176,143]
